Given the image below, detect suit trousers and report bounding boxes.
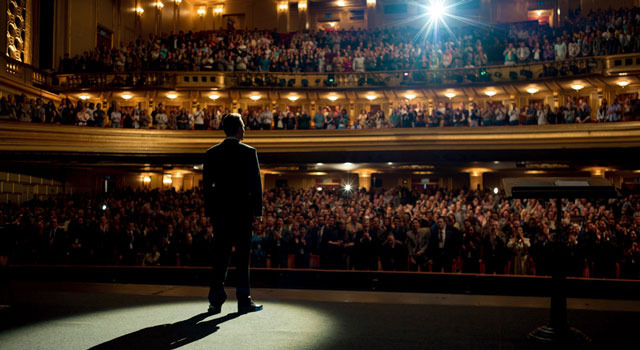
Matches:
[209,217,252,305]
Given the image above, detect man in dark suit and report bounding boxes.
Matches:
[427,217,461,272]
[203,113,263,315]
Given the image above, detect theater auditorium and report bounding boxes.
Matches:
[1,0,640,348]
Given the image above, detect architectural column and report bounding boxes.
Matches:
[213,4,224,30]
[173,0,182,32]
[366,0,377,29]
[276,1,289,33]
[353,169,375,191]
[608,174,623,189]
[260,169,268,190]
[465,168,490,191]
[298,0,308,31]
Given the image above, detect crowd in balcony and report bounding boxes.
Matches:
[1,93,638,128]
[56,7,640,75]
[3,186,639,279]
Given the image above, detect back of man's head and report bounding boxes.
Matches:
[222,113,244,136]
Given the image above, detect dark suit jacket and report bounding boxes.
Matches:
[427,226,460,261]
[203,138,263,223]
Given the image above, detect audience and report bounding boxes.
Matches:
[56,7,640,74]
[2,93,639,130]
[2,185,640,280]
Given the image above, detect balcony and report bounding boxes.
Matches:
[3,54,639,105]
[47,54,640,93]
[2,122,640,166]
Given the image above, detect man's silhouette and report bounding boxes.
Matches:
[203,113,263,314]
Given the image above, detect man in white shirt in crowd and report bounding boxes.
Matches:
[155,106,168,129]
[110,107,122,128]
[258,108,273,130]
[516,42,530,63]
[192,104,206,130]
[554,37,567,61]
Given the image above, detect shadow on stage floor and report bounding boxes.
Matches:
[90,312,241,350]
[2,281,640,349]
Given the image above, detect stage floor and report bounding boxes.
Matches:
[1,281,639,349]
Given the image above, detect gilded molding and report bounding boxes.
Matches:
[1,122,640,155]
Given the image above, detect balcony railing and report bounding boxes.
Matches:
[2,121,640,156]
[51,56,617,91]
[3,53,640,93]
[0,55,52,88]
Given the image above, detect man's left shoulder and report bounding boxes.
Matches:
[238,142,256,152]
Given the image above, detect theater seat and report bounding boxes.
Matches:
[504,261,511,275]
[287,254,295,268]
[528,257,536,275]
[309,254,320,269]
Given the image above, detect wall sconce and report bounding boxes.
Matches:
[213,5,223,14]
[278,1,288,12]
[367,0,376,7]
[155,1,164,10]
[175,0,182,5]
[143,176,151,184]
[163,174,172,185]
[197,7,206,17]
[298,0,308,11]
[135,7,144,16]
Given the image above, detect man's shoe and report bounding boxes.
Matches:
[238,300,263,314]
[208,304,222,315]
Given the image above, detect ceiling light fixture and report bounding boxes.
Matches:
[571,84,584,91]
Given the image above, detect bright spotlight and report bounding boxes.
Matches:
[427,0,447,20]
[316,187,323,191]
[344,184,352,192]
[493,187,499,194]
[102,204,108,211]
